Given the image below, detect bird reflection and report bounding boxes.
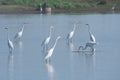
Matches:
[85,52,96,80]
[17,41,23,80]
[8,54,14,80]
[18,41,23,49]
[45,62,54,79]
[67,42,75,51]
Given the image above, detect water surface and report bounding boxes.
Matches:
[0,13,120,80]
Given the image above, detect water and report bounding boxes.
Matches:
[0,13,120,80]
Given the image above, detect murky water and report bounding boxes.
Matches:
[0,13,120,80]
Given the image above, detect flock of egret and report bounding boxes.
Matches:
[5,23,97,62]
[41,23,96,62]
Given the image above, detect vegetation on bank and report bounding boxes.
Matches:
[0,0,120,10]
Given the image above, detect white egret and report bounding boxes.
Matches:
[67,24,76,43]
[112,4,116,11]
[5,28,14,53]
[78,24,96,52]
[45,36,61,62]
[40,3,43,12]
[86,24,96,43]
[41,26,53,48]
[14,25,24,42]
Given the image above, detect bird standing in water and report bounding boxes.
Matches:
[41,26,53,50]
[67,24,77,43]
[45,36,61,62]
[5,27,14,54]
[78,24,96,52]
[14,25,24,42]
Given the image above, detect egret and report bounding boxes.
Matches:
[45,36,61,62]
[41,26,53,49]
[5,28,14,53]
[78,24,96,52]
[67,24,76,43]
[85,24,96,43]
[112,4,116,11]
[14,25,24,42]
[40,3,43,12]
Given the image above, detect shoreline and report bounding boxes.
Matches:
[0,7,119,14]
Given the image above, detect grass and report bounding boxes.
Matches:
[0,5,34,10]
[0,0,120,12]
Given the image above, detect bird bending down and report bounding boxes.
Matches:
[67,24,76,43]
[5,28,14,53]
[78,24,96,52]
[14,25,24,42]
[78,41,96,52]
[41,26,53,50]
[45,36,61,62]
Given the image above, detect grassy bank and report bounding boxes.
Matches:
[0,0,120,13]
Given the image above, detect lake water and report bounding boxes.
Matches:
[0,12,120,80]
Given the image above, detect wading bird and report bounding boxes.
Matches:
[14,25,24,42]
[78,24,96,52]
[67,24,77,43]
[112,4,116,11]
[41,26,53,49]
[86,24,96,42]
[40,3,43,12]
[5,28,14,53]
[45,36,61,62]
[78,42,96,52]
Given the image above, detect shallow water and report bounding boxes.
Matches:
[0,13,120,80]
